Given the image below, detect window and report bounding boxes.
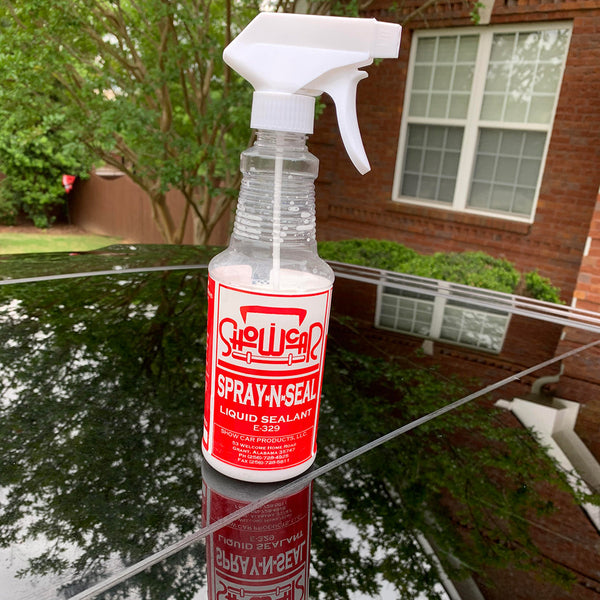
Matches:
[393,24,572,222]
[376,281,511,353]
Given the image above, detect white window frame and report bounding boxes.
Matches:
[392,22,573,224]
[375,279,511,354]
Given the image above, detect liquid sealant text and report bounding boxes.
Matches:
[204,280,330,470]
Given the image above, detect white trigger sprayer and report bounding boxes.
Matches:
[203,12,401,482]
[223,12,401,175]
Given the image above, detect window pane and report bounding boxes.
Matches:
[482,29,569,124]
[413,65,433,90]
[377,293,433,336]
[528,95,555,123]
[409,93,428,117]
[441,304,509,352]
[457,35,478,61]
[449,95,469,119]
[378,286,509,353]
[409,35,477,119]
[490,33,515,62]
[416,37,436,62]
[433,65,453,90]
[453,65,475,91]
[534,64,561,93]
[467,129,546,217]
[469,182,492,208]
[398,27,570,221]
[539,28,570,61]
[429,94,449,118]
[401,125,463,203]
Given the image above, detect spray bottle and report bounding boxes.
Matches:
[203,12,401,482]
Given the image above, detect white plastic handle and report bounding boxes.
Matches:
[316,68,371,175]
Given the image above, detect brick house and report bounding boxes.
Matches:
[311,0,600,439]
[310,1,600,597]
[313,0,599,300]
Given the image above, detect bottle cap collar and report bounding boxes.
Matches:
[251,92,315,134]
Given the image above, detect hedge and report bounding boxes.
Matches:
[317,238,562,303]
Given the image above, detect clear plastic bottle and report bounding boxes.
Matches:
[202,11,401,482]
[202,130,334,482]
[209,130,333,289]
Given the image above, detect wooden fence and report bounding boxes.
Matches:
[68,172,231,245]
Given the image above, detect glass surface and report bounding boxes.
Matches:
[481,28,569,124]
[399,26,570,220]
[401,125,463,203]
[467,128,546,216]
[409,35,477,120]
[0,246,599,600]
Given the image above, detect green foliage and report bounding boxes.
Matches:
[318,238,418,271]
[316,337,590,595]
[0,0,261,242]
[318,238,563,302]
[469,0,486,24]
[0,269,210,598]
[0,112,91,227]
[525,270,563,304]
[405,251,520,293]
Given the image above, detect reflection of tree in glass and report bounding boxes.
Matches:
[314,328,596,597]
[483,28,569,124]
[0,270,209,598]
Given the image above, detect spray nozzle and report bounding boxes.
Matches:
[223,12,401,175]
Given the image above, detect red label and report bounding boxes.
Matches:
[203,277,331,471]
[202,477,312,600]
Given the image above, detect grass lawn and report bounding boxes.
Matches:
[0,232,124,255]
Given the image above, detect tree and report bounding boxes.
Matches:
[0,0,261,243]
[0,109,94,228]
[1,0,471,242]
[0,24,94,227]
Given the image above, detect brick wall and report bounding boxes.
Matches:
[313,1,600,304]
[555,192,600,457]
[330,275,563,399]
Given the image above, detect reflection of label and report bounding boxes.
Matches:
[202,472,312,600]
[203,277,332,472]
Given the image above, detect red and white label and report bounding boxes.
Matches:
[202,477,312,600]
[203,276,332,472]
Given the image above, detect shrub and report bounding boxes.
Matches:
[0,189,19,225]
[0,112,91,228]
[317,238,418,271]
[318,238,562,303]
[403,251,520,293]
[525,270,563,304]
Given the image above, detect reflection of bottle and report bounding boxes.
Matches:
[203,12,401,482]
[202,461,313,600]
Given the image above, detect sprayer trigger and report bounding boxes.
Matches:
[316,68,371,175]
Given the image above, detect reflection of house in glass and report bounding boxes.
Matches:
[328,261,600,600]
[376,276,511,353]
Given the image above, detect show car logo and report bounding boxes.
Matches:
[218,305,324,366]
